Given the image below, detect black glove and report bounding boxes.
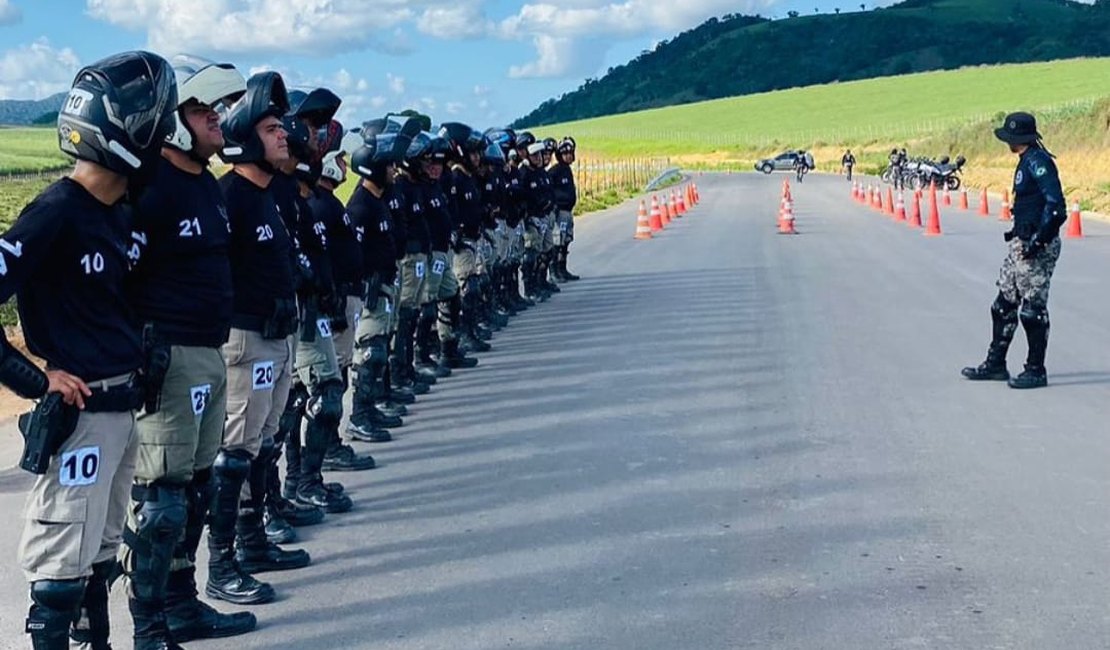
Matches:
[1003,230,1016,242]
[1021,239,1044,259]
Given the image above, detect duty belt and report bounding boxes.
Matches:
[84,373,144,413]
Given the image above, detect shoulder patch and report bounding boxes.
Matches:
[1034,165,1048,178]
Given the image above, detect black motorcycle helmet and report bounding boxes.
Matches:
[282,111,319,183]
[515,130,536,153]
[290,87,341,130]
[351,131,411,186]
[481,137,506,167]
[439,122,484,166]
[402,131,446,181]
[484,128,516,157]
[219,71,289,165]
[58,50,178,178]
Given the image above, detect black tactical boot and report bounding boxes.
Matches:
[69,560,112,649]
[440,338,479,369]
[235,451,311,574]
[561,246,580,281]
[164,567,256,643]
[125,482,189,650]
[322,439,377,472]
[347,361,396,443]
[1009,305,1050,389]
[205,451,274,605]
[962,294,1018,381]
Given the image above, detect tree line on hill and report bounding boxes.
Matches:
[512,0,1110,128]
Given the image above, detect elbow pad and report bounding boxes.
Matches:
[0,337,48,399]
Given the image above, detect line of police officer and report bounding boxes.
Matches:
[0,50,580,649]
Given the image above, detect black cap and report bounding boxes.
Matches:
[994,111,1041,145]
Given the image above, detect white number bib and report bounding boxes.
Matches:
[432,260,446,275]
[252,361,275,391]
[190,384,212,416]
[59,447,100,487]
[316,318,333,338]
[415,261,425,278]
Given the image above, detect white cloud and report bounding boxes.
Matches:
[334,68,353,91]
[85,0,416,56]
[0,0,22,26]
[370,96,387,109]
[419,97,437,113]
[0,38,80,100]
[445,101,465,115]
[356,78,369,92]
[417,2,491,39]
[387,73,406,95]
[499,0,778,78]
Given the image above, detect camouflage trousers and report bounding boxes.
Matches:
[997,237,1061,307]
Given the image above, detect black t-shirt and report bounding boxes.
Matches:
[424,179,452,252]
[310,187,362,293]
[393,173,431,254]
[503,165,525,227]
[478,169,504,229]
[2,178,143,380]
[448,166,484,241]
[520,163,550,219]
[220,171,296,322]
[130,158,232,347]
[346,183,398,284]
[550,162,577,211]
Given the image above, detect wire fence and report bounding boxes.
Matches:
[573,157,673,196]
[566,98,1105,149]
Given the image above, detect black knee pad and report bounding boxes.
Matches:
[30,578,86,612]
[276,383,309,445]
[212,449,251,482]
[306,379,345,430]
[991,293,1019,321]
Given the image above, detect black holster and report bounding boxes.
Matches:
[18,393,79,475]
[300,295,319,344]
[141,324,171,415]
[262,298,298,340]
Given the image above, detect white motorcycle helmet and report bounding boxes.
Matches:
[166,54,246,155]
[320,122,365,184]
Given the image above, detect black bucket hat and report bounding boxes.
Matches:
[994,111,1041,145]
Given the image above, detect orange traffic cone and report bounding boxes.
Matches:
[661,195,672,225]
[1066,201,1084,238]
[924,182,942,236]
[943,188,951,206]
[677,189,687,215]
[885,188,896,217]
[782,179,792,202]
[978,188,990,217]
[779,200,797,234]
[669,192,680,219]
[877,187,885,213]
[649,195,663,232]
[908,192,922,228]
[959,188,969,210]
[851,181,858,200]
[999,190,1012,221]
[894,192,906,222]
[694,184,700,204]
[634,201,652,240]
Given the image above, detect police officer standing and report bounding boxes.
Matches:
[962,112,1066,389]
[549,137,580,282]
[123,55,256,646]
[0,51,174,650]
[841,149,855,181]
[211,71,310,607]
[347,126,414,442]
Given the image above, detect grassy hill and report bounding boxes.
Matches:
[533,58,1110,210]
[0,127,71,174]
[515,0,1110,127]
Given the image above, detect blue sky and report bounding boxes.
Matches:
[0,0,899,127]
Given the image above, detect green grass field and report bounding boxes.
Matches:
[0,127,70,174]
[534,58,1110,156]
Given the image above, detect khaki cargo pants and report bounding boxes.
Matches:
[332,296,363,369]
[21,398,138,581]
[399,252,428,310]
[221,329,293,459]
[134,345,226,485]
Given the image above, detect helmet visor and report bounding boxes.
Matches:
[101,54,176,150]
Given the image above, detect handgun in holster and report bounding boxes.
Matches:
[361,272,383,308]
[300,295,319,343]
[141,323,171,415]
[18,393,79,475]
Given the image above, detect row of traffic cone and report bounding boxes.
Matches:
[634,182,701,240]
[853,179,1087,239]
[853,180,941,235]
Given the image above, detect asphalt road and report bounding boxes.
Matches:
[0,172,1109,649]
